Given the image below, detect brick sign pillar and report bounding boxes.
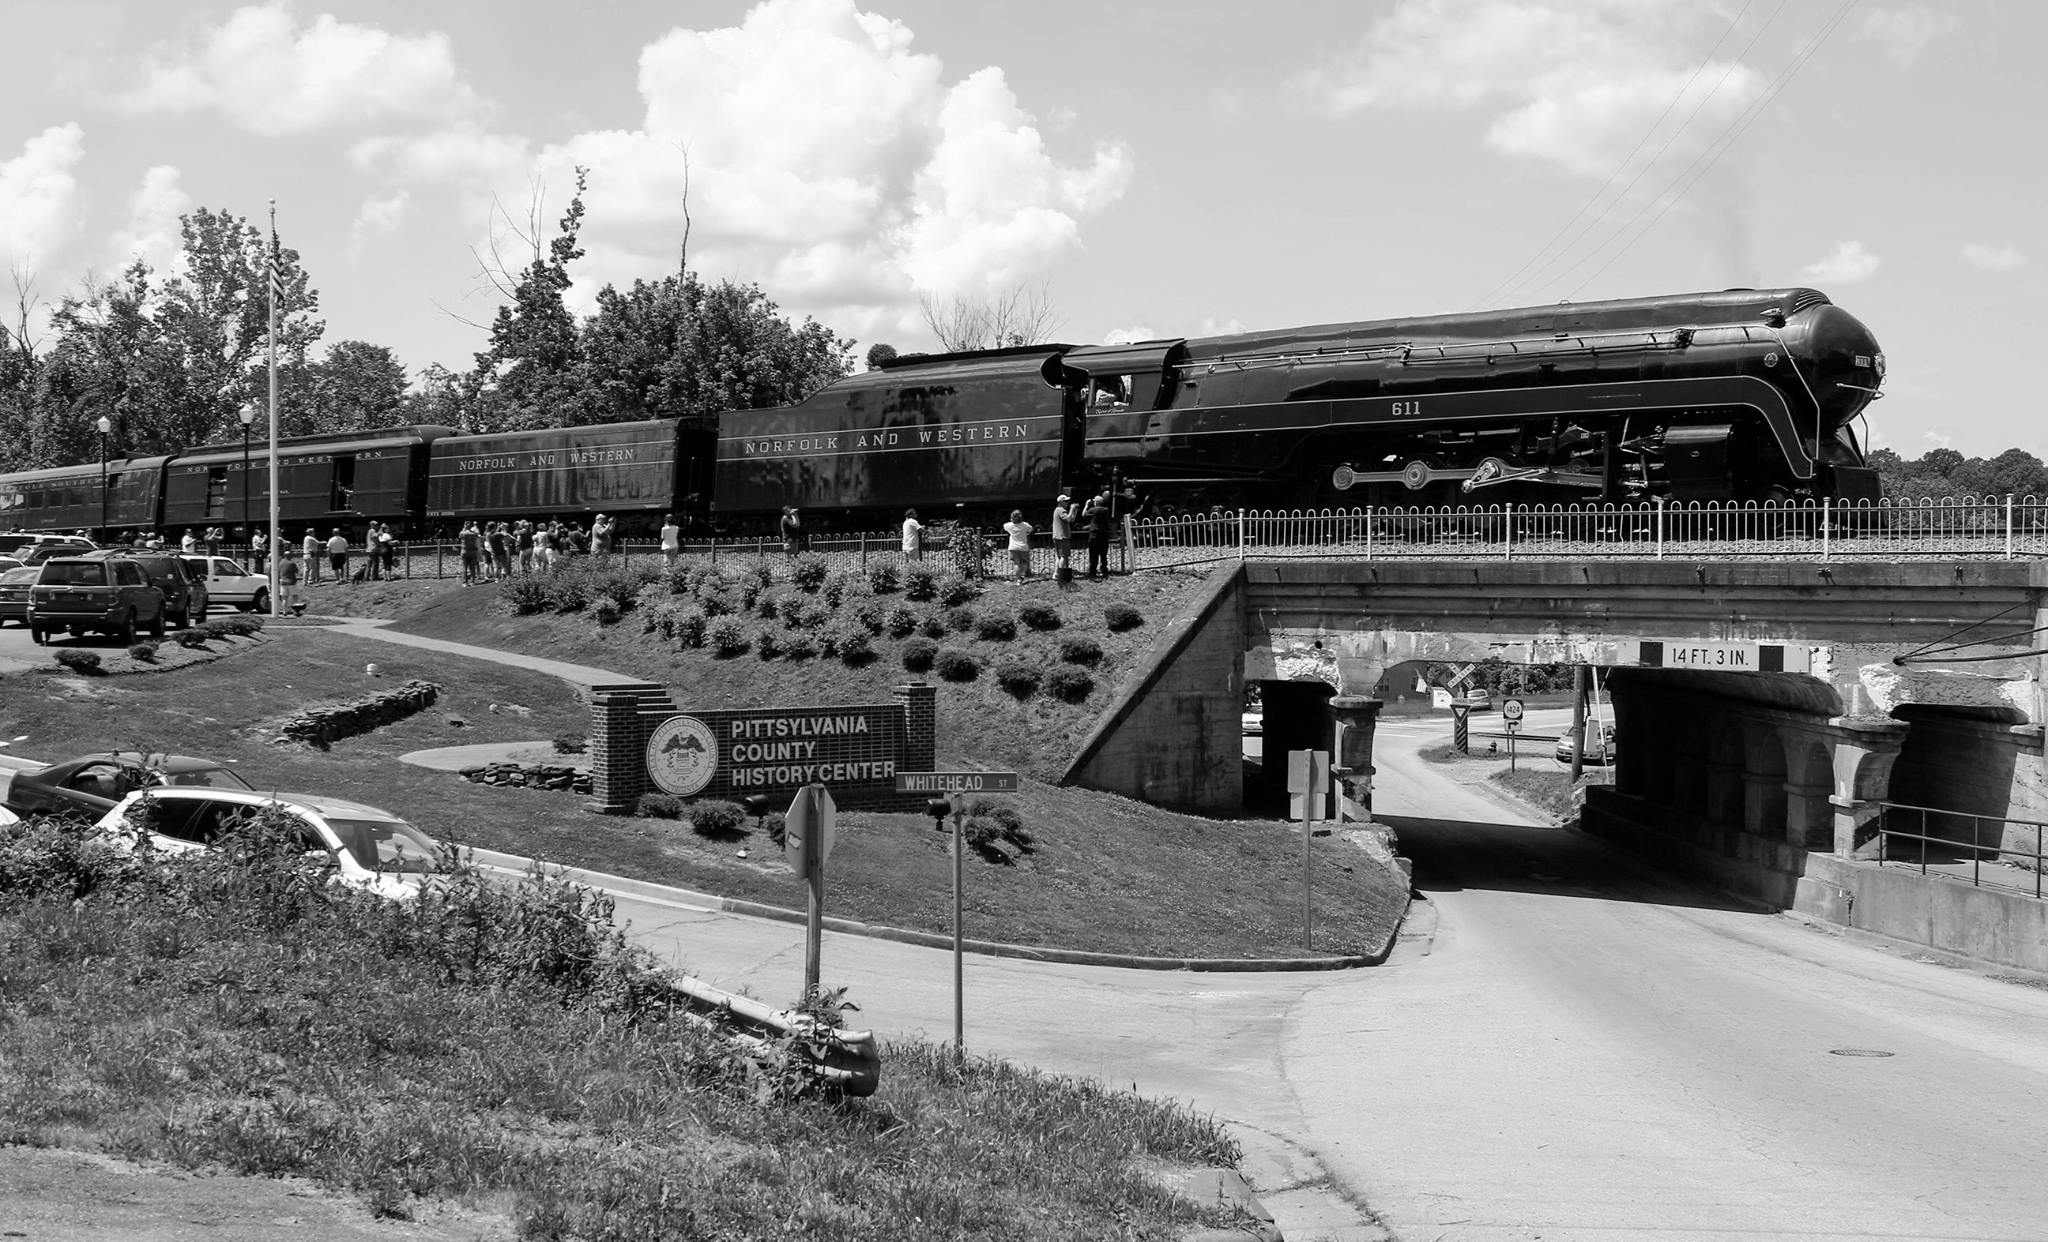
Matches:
[588,681,681,814]
[894,681,936,776]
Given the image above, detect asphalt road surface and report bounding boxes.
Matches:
[624,706,2048,1241]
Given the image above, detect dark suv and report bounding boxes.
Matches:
[29,557,166,644]
[93,551,208,628]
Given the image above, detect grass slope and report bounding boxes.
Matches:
[1,614,1410,959]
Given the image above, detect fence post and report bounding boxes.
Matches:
[1504,503,1514,563]
[435,542,443,578]
[2006,494,2015,560]
[860,531,868,571]
[1121,514,1133,573]
[1237,509,1246,561]
[1654,498,1665,559]
[1822,500,1832,562]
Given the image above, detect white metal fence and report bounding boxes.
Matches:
[1124,496,2048,570]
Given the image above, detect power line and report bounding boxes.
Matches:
[1559,0,1862,301]
[1477,0,1772,311]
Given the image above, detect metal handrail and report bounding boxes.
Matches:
[1876,801,2047,901]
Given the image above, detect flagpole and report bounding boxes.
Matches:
[267,199,281,619]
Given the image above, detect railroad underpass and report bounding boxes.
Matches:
[1063,559,2048,971]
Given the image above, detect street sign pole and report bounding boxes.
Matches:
[952,794,965,1062]
[1287,750,1329,952]
[784,783,837,999]
[893,772,1020,1063]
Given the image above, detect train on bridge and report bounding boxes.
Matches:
[0,286,1884,539]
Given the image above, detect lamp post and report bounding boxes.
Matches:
[95,415,112,540]
[239,404,255,556]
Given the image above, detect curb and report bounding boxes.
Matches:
[465,847,1405,973]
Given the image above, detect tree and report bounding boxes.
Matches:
[576,271,852,427]
[864,342,898,370]
[468,168,589,432]
[918,282,1061,352]
[167,207,324,448]
[296,340,407,435]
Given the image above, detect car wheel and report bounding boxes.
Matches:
[29,625,43,645]
[150,609,165,640]
[115,611,136,646]
[251,588,269,614]
[171,606,189,629]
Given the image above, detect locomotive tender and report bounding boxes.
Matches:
[0,287,1883,539]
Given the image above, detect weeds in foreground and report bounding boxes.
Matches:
[0,812,1242,1239]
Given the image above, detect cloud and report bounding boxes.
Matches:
[1103,324,1157,345]
[1855,5,1955,67]
[106,164,193,275]
[1921,429,1952,449]
[1299,1,1766,180]
[113,3,485,137]
[0,123,86,270]
[346,191,409,260]
[1961,242,2027,273]
[478,0,1129,342]
[349,129,530,186]
[1801,240,1880,284]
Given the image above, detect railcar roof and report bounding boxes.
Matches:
[0,457,170,483]
[1179,287,1833,361]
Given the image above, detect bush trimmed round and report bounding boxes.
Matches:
[686,799,748,835]
[707,617,749,657]
[1104,603,1143,632]
[1058,636,1103,666]
[995,662,1040,698]
[637,792,683,819]
[1046,667,1094,702]
[935,647,981,682]
[943,606,977,633]
[902,637,938,672]
[974,614,1017,642]
[1017,602,1062,631]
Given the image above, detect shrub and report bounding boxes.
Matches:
[755,628,783,659]
[995,662,1040,697]
[902,637,938,672]
[194,619,231,641]
[686,799,747,836]
[821,573,852,608]
[552,733,588,755]
[759,590,789,621]
[1058,636,1103,665]
[55,649,103,674]
[974,614,1017,642]
[937,574,979,607]
[1104,603,1144,632]
[545,571,590,613]
[695,589,733,618]
[210,613,263,637]
[919,614,949,639]
[885,606,919,638]
[707,617,749,657]
[663,564,696,596]
[173,629,210,649]
[592,564,653,611]
[935,647,981,682]
[943,606,978,633]
[835,630,875,666]
[1046,667,1094,702]
[672,609,708,649]
[504,575,552,615]
[128,641,159,663]
[791,554,829,592]
[781,632,817,660]
[1018,602,1063,631]
[849,598,886,635]
[866,561,900,594]
[963,798,1034,856]
[637,792,683,819]
[591,597,623,626]
[903,563,941,601]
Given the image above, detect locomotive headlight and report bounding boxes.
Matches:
[1873,352,1886,381]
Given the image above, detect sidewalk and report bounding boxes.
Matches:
[310,616,632,688]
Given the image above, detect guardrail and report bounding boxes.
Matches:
[1125,495,2048,569]
[1876,801,2048,901]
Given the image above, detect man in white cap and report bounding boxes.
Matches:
[1050,491,1076,578]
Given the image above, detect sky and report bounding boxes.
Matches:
[1,0,2040,460]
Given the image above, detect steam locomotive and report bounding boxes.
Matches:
[0,287,1883,539]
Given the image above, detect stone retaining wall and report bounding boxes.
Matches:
[279,679,442,748]
[459,761,592,795]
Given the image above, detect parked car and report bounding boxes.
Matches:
[83,550,208,628]
[0,554,23,573]
[1461,688,1493,711]
[0,751,254,818]
[93,787,446,901]
[179,555,268,613]
[1556,722,1618,766]
[0,565,36,626]
[5,535,99,564]
[28,556,167,645]
[1241,711,1263,736]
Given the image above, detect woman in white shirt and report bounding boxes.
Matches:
[901,509,923,562]
[660,513,681,568]
[1002,510,1033,580]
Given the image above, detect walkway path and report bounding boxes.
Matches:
[314,616,632,687]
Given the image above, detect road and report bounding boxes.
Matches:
[622,705,2048,1241]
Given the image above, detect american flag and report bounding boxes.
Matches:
[267,232,285,304]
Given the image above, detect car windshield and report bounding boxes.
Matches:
[325,817,443,875]
[159,765,256,791]
[40,562,106,586]
[1,567,33,584]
